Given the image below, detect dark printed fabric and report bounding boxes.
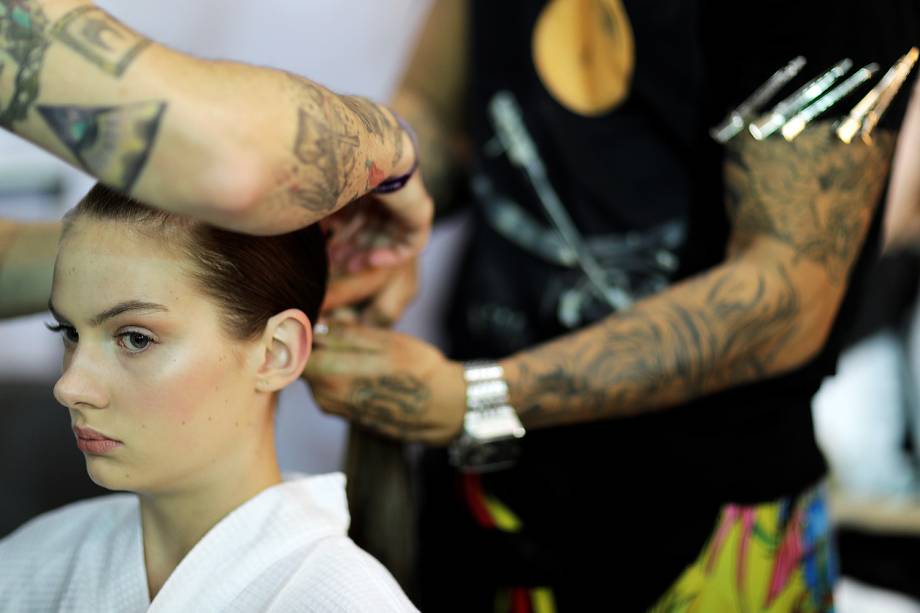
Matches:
[420,0,920,610]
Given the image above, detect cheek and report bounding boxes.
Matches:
[120,342,253,437]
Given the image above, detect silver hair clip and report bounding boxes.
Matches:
[781,63,879,141]
[860,47,918,143]
[710,56,807,143]
[837,48,919,144]
[749,58,853,140]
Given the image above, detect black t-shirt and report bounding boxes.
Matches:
[424,0,919,609]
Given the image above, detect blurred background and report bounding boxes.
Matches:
[1,2,918,611]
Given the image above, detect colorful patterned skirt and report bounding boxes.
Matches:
[466,476,836,613]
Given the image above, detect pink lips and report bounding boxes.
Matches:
[73,426,122,455]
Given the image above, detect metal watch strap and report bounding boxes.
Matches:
[448,361,525,473]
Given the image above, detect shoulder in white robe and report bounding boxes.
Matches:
[0,473,418,612]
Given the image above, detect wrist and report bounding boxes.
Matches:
[374,112,419,194]
[448,360,526,472]
[497,357,522,420]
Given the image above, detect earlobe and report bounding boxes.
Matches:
[257,309,312,392]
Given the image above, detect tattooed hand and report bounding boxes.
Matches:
[724,121,895,282]
[320,166,431,321]
[321,256,419,327]
[304,324,464,444]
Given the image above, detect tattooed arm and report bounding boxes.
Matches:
[305,123,895,443]
[502,124,895,427]
[0,219,60,318]
[0,0,417,235]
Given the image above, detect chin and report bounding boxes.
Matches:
[84,456,136,493]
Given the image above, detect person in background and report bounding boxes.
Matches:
[306,0,920,610]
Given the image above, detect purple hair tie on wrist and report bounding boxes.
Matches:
[373,115,419,194]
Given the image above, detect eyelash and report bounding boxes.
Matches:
[45,323,158,355]
[45,322,78,344]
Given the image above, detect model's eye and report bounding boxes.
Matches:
[117,330,156,354]
[46,323,79,345]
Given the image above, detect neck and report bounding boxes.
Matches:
[139,412,281,599]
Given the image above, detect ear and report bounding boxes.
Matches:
[254,309,312,393]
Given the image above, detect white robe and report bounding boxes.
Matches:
[0,473,417,612]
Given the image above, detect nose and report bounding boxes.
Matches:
[53,347,109,411]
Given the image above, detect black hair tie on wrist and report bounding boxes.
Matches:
[373,115,419,194]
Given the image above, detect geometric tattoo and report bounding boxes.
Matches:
[38,101,166,191]
[51,6,151,77]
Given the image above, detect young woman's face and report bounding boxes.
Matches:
[50,217,267,494]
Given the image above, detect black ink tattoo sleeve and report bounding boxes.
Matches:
[0,0,51,127]
[505,122,895,428]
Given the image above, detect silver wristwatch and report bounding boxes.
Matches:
[448,361,526,473]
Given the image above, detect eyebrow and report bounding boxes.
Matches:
[48,299,169,326]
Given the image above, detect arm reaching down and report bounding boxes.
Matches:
[0,219,60,318]
[306,123,895,443]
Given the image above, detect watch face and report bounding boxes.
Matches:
[464,406,526,443]
[449,437,523,474]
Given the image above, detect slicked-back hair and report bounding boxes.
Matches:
[67,184,328,339]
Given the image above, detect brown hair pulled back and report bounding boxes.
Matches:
[69,184,327,339]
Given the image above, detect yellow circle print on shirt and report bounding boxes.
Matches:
[532,0,635,116]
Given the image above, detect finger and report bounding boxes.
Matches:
[304,347,377,378]
[361,261,418,326]
[364,243,415,270]
[308,323,395,360]
[321,307,360,325]
[322,267,393,311]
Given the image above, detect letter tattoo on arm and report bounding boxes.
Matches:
[51,6,151,77]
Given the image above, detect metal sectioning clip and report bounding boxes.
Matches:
[710,49,919,145]
[749,59,852,140]
[837,47,919,144]
[781,63,879,141]
[710,56,807,144]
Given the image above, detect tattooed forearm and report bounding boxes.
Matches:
[505,121,895,428]
[0,2,160,188]
[51,5,151,77]
[0,3,414,232]
[285,75,404,212]
[0,0,51,127]
[508,261,801,427]
[341,95,391,141]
